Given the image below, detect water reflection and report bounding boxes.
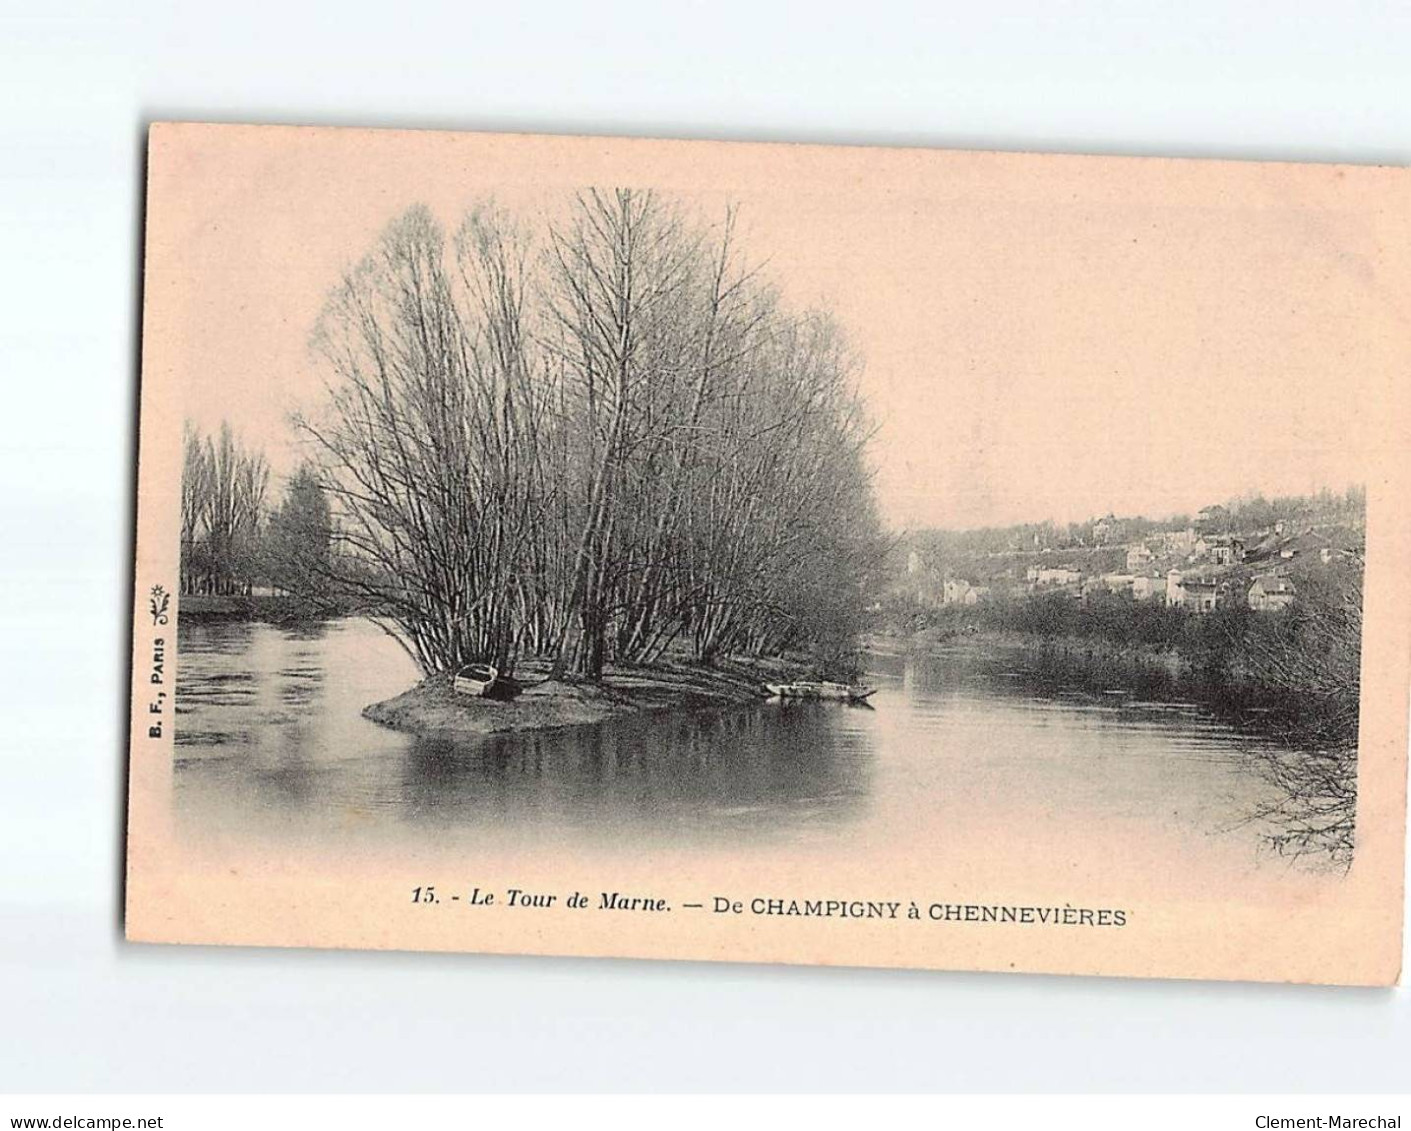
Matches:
[395,706,871,837]
[174,618,871,847]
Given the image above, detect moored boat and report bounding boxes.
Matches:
[764,680,876,703]
[453,663,498,697]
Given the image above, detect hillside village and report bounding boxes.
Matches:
[892,489,1365,618]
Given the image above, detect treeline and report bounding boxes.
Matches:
[180,422,334,601]
[900,485,1366,570]
[299,192,883,679]
[1199,485,1366,535]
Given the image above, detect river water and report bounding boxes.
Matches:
[172,617,1300,877]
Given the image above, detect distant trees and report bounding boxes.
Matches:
[264,463,334,599]
[1220,486,1365,533]
[180,422,269,595]
[301,192,883,679]
[180,424,334,602]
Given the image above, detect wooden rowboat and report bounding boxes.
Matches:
[764,680,876,703]
[453,663,498,697]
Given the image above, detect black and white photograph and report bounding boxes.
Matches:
[124,124,1408,987]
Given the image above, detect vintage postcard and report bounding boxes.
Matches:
[127,122,1410,984]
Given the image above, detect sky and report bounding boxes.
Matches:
[155,125,1400,534]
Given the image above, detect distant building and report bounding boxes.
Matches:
[1278,528,1356,564]
[1185,578,1219,612]
[1243,532,1282,564]
[1248,574,1296,611]
[942,578,990,606]
[1098,573,1137,594]
[1196,504,1228,533]
[1166,569,1220,612]
[1205,536,1244,566]
[1181,578,1222,613]
[1157,528,1197,554]
[1092,514,1121,545]
[1125,543,1154,571]
[1131,575,1167,601]
[1035,566,1083,587]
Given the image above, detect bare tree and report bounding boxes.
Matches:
[179,421,268,596]
[1238,556,1363,866]
[301,193,883,683]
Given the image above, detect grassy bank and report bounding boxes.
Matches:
[363,656,806,740]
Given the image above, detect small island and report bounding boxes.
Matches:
[361,655,807,740]
[179,191,882,742]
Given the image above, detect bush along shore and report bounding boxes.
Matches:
[362,655,812,740]
[875,573,1361,715]
[872,618,1350,731]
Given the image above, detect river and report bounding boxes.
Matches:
[171,617,1311,879]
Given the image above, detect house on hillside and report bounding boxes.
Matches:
[1205,535,1245,566]
[1280,530,1320,560]
[1125,543,1154,571]
[1181,577,1222,613]
[1278,526,1361,565]
[1131,574,1167,601]
[1243,532,1282,564]
[1092,514,1122,545]
[1166,569,1221,613]
[942,578,991,606]
[1087,573,1136,600]
[1196,504,1228,533]
[1157,527,1197,554]
[1248,574,1296,612]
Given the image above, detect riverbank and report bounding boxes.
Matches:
[864,626,1183,674]
[363,655,807,739]
[179,593,339,622]
[863,624,1346,735]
